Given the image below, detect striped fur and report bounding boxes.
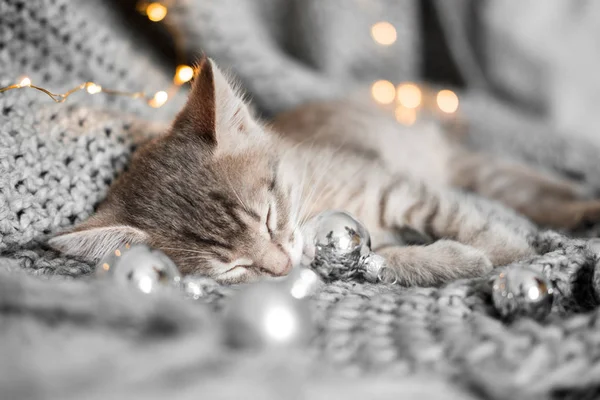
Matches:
[50,58,600,286]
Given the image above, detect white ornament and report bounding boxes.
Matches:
[96,244,181,294]
[181,276,220,300]
[285,267,322,299]
[223,281,313,349]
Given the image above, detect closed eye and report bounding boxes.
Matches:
[229,258,254,272]
[266,205,276,238]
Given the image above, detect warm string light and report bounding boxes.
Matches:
[395,106,417,126]
[371,21,397,46]
[371,80,396,105]
[145,2,168,22]
[369,19,459,124]
[174,64,194,85]
[396,83,422,109]
[436,89,459,114]
[371,81,459,125]
[0,1,194,108]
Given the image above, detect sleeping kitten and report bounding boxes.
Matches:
[49,57,600,285]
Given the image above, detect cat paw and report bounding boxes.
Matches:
[377,240,493,286]
[430,240,493,280]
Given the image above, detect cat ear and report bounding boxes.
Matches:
[48,213,149,261]
[171,56,255,151]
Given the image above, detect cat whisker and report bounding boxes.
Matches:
[297,150,337,224]
[225,175,251,213]
[297,145,324,225]
[296,140,349,229]
[159,247,214,256]
[292,150,312,231]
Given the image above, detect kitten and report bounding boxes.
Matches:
[49,57,600,285]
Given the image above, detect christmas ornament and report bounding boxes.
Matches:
[285,267,322,299]
[95,244,131,279]
[96,244,181,294]
[492,267,554,320]
[223,281,313,349]
[302,210,371,263]
[360,253,397,284]
[181,275,220,300]
[181,276,205,300]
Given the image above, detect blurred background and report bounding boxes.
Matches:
[105,0,600,144]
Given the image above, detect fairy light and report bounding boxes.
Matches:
[371,80,396,105]
[149,91,168,108]
[18,77,31,87]
[396,83,422,109]
[85,82,102,94]
[436,89,459,114]
[146,2,168,22]
[371,21,397,46]
[174,64,194,85]
[0,1,191,109]
[395,106,417,126]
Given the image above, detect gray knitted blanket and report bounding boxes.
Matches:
[3,1,600,399]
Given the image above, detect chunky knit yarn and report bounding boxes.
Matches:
[3,1,600,399]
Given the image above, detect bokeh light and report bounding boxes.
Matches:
[175,65,194,85]
[436,90,459,114]
[149,91,168,108]
[146,2,167,22]
[371,80,396,104]
[396,83,422,109]
[263,305,297,342]
[395,106,417,126]
[371,21,397,46]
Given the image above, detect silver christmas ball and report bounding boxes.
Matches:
[223,281,313,349]
[492,267,554,320]
[96,244,181,294]
[95,244,131,279]
[360,253,397,284]
[181,276,219,300]
[302,210,371,262]
[285,267,322,299]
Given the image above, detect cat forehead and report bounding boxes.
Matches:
[109,143,280,216]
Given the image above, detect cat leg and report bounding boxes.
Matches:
[450,151,600,230]
[378,179,536,267]
[375,240,492,286]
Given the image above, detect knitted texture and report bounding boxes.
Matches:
[3,1,600,399]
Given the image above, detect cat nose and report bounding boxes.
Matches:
[259,248,292,277]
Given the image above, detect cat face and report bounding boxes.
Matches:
[49,58,303,283]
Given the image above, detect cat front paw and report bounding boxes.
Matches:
[377,240,493,286]
[431,240,493,280]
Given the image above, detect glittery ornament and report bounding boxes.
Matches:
[492,267,554,320]
[223,281,313,349]
[96,244,181,294]
[302,210,371,263]
[360,253,397,284]
[285,267,322,299]
[182,277,204,300]
[181,276,219,300]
